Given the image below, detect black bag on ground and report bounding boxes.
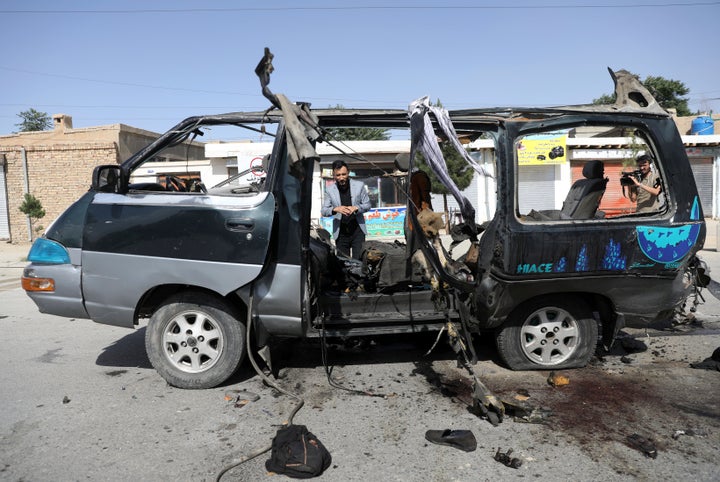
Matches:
[265,424,331,478]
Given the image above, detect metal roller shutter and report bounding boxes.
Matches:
[690,158,713,217]
[517,165,556,214]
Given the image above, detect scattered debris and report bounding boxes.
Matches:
[443,321,504,425]
[515,388,530,398]
[597,334,649,363]
[672,428,708,439]
[626,433,657,459]
[502,397,554,424]
[547,371,570,387]
[689,346,720,371]
[224,390,260,408]
[425,429,477,452]
[493,448,523,468]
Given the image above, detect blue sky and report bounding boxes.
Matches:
[1,1,719,141]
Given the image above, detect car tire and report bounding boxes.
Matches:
[495,296,597,370]
[145,291,246,389]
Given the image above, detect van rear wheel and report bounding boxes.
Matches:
[145,291,245,389]
[495,296,597,370]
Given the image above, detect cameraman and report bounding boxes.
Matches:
[629,154,662,213]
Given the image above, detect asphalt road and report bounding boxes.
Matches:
[0,249,719,481]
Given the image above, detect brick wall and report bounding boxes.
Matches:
[2,142,119,243]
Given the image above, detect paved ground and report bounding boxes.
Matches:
[0,284,718,481]
[0,241,30,291]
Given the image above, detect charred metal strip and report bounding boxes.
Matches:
[455,293,479,364]
[255,49,323,179]
[427,102,493,178]
[276,94,320,179]
[408,97,477,232]
[609,68,667,115]
[445,321,504,425]
[255,47,280,109]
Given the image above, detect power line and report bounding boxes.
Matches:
[1,2,719,14]
[0,66,402,105]
[0,66,256,96]
[0,103,242,109]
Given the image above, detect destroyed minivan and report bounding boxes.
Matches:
[23,56,707,396]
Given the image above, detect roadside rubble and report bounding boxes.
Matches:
[546,372,570,387]
[500,395,554,424]
[493,448,523,468]
[627,433,658,459]
[224,390,260,408]
[671,428,708,440]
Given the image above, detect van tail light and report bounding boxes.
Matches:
[22,276,55,292]
[27,238,70,264]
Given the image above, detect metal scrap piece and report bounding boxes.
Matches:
[627,433,657,459]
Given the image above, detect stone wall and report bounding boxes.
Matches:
[1,142,118,243]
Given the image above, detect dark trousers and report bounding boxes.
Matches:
[336,228,365,260]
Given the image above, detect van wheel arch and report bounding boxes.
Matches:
[135,285,247,323]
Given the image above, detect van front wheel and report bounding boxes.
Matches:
[495,296,597,370]
[145,291,245,389]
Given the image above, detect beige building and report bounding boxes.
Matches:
[0,114,202,242]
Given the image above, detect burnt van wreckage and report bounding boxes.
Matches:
[23,49,710,425]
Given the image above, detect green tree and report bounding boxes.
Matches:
[644,76,691,116]
[15,108,52,132]
[18,193,46,240]
[324,105,390,140]
[593,73,692,116]
[414,99,474,229]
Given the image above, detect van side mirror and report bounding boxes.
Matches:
[92,165,122,193]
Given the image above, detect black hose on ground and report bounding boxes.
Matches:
[215,292,305,482]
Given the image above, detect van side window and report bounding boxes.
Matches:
[516,125,668,222]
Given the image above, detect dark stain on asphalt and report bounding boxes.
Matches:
[105,370,128,377]
[37,348,62,364]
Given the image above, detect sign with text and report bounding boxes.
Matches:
[320,207,406,239]
[517,133,568,165]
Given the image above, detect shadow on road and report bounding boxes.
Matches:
[96,327,152,369]
[91,327,505,386]
[268,331,502,371]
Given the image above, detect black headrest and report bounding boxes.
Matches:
[583,160,604,179]
[394,152,410,172]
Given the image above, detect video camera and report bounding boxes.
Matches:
[620,169,642,187]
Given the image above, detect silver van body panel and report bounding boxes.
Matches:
[24,248,88,319]
[251,263,303,336]
[82,252,262,327]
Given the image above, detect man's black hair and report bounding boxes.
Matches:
[636,154,653,164]
[331,159,348,171]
